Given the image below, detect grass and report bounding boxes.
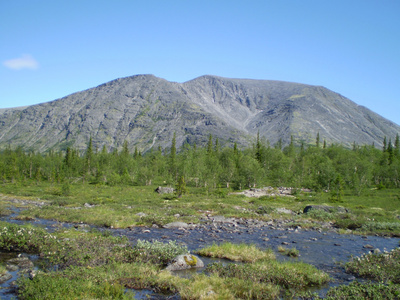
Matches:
[2,182,400,298]
[0,263,7,275]
[1,221,329,299]
[206,260,330,290]
[1,181,400,235]
[196,242,275,262]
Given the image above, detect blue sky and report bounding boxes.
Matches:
[1,0,400,125]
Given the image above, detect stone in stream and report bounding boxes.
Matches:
[166,254,204,271]
[7,256,34,269]
[155,186,174,194]
[0,272,12,284]
[163,222,189,229]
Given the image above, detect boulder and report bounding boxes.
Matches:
[163,222,189,229]
[275,208,293,215]
[155,186,174,194]
[0,272,12,284]
[166,254,204,271]
[303,205,348,214]
[209,215,236,224]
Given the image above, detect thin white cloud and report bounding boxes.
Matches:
[3,54,39,70]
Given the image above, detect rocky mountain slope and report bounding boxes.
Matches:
[0,74,398,153]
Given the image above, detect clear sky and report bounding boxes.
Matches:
[1,0,399,125]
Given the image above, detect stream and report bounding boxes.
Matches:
[1,209,400,299]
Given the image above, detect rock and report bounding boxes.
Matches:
[29,270,38,279]
[155,186,174,194]
[84,203,95,208]
[303,205,348,214]
[0,272,12,284]
[163,222,189,229]
[209,216,236,224]
[135,212,147,217]
[363,244,374,249]
[6,264,19,271]
[275,208,293,215]
[166,254,204,271]
[7,256,34,270]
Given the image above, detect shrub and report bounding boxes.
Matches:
[0,222,58,253]
[278,246,300,257]
[362,221,400,232]
[346,248,400,283]
[132,240,188,266]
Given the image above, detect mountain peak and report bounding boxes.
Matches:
[0,75,398,152]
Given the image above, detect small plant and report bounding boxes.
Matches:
[0,264,7,275]
[278,246,300,257]
[256,205,274,215]
[305,209,335,221]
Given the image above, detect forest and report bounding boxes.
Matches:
[1,133,399,194]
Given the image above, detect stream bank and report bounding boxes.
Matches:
[1,207,399,298]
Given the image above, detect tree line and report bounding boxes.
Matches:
[1,133,399,194]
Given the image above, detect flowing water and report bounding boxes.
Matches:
[1,209,399,299]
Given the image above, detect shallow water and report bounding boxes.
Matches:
[1,209,400,298]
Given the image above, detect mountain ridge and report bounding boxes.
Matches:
[0,74,398,153]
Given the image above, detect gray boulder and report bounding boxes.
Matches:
[0,272,12,284]
[163,222,189,229]
[155,186,174,194]
[166,254,204,271]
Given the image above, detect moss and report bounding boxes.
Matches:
[183,254,197,267]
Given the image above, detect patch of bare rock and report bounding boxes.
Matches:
[233,187,312,198]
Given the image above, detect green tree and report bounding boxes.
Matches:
[175,176,187,198]
[169,132,177,182]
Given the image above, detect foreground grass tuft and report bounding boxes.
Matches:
[206,260,330,290]
[196,242,275,262]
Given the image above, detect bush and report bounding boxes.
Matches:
[0,222,58,253]
[346,248,400,283]
[305,209,335,221]
[362,221,400,232]
[132,240,188,266]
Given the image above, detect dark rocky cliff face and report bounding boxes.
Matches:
[0,74,398,152]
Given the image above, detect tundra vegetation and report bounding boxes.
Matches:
[0,134,400,298]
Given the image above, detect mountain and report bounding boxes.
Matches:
[0,74,399,153]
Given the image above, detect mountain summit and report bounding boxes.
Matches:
[0,74,398,152]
